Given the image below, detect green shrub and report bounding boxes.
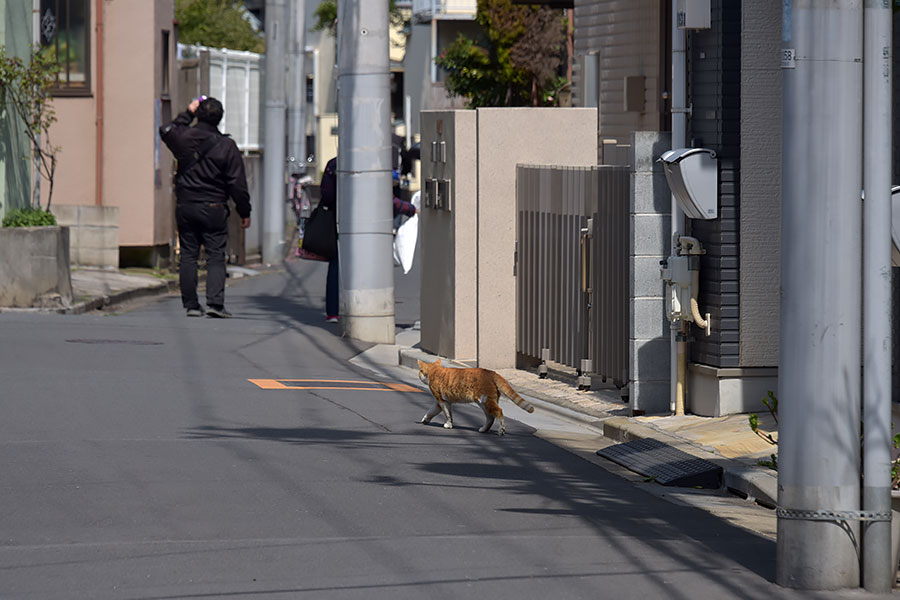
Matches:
[2,208,57,227]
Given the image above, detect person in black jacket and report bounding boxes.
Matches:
[319,157,339,322]
[159,97,251,318]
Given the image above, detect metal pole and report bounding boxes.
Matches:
[777,0,863,590]
[262,0,288,264]
[670,1,686,415]
[32,0,41,209]
[336,0,395,343]
[287,0,307,173]
[862,0,893,592]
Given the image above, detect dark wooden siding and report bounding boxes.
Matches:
[687,0,741,368]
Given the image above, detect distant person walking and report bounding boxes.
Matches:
[160,96,251,318]
[319,157,339,322]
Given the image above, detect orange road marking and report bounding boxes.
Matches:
[248,379,424,393]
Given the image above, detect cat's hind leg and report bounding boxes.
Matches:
[480,398,505,435]
[421,400,442,425]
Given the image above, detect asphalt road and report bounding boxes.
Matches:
[0,259,875,599]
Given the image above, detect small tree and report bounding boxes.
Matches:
[0,45,61,210]
[175,0,265,53]
[436,0,567,108]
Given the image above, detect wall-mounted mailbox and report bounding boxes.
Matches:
[431,141,447,163]
[425,178,452,211]
[659,147,718,220]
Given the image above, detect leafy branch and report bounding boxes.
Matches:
[0,45,61,210]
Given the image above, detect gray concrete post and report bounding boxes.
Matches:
[862,0,893,592]
[262,0,288,264]
[777,0,863,590]
[336,1,395,344]
[287,0,307,174]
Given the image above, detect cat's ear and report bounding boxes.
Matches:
[434,358,442,366]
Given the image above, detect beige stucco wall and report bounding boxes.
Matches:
[420,108,598,370]
[475,108,598,368]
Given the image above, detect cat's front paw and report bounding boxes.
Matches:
[443,421,454,429]
[421,416,431,424]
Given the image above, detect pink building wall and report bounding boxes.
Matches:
[45,0,176,264]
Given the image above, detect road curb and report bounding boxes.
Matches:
[66,279,174,315]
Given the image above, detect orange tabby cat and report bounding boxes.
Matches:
[417,358,535,436]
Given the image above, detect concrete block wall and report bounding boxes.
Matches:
[0,226,73,307]
[52,205,120,269]
[629,131,671,414]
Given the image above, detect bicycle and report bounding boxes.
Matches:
[288,173,314,257]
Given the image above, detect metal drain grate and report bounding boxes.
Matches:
[596,437,722,488]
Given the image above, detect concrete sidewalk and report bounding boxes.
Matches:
[13,266,781,511]
[0,265,269,315]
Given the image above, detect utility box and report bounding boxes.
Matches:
[677,0,711,29]
[659,148,718,220]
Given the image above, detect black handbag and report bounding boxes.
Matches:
[301,204,337,259]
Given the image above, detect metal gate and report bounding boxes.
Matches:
[516,165,630,387]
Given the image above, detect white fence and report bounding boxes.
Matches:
[411,0,477,21]
[178,44,262,152]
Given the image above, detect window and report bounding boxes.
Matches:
[40,0,90,94]
[161,30,170,98]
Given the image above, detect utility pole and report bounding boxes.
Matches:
[262,0,287,265]
[287,0,307,174]
[862,0,893,592]
[336,0,395,344]
[777,1,863,590]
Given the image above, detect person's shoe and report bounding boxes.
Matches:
[186,307,204,317]
[206,306,233,319]
[325,315,339,323]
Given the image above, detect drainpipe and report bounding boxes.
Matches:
[862,0,893,592]
[95,0,104,206]
[670,1,687,415]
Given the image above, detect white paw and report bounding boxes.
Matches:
[498,426,506,436]
[478,426,489,433]
[443,422,453,429]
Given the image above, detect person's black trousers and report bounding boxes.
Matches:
[176,201,229,310]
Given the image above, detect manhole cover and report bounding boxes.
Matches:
[596,437,722,488]
[65,339,164,346]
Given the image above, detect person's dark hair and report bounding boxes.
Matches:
[196,97,223,126]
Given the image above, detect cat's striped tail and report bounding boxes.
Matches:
[493,374,535,413]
